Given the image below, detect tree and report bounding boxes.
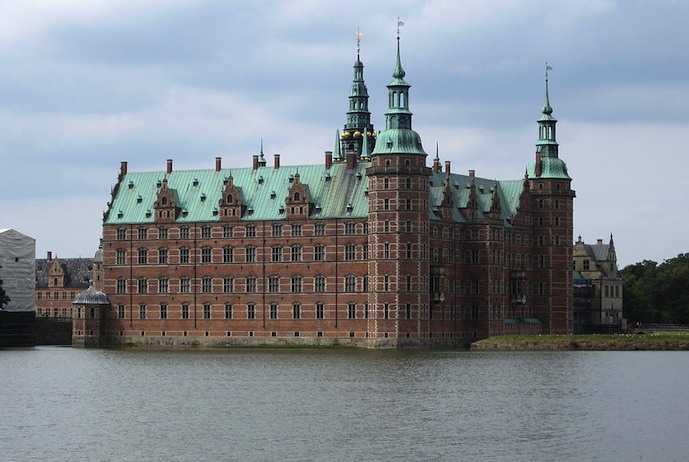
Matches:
[622,254,689,324]
[0,276,10,309]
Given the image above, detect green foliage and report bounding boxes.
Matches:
[622,253,689,324]
[0,277,10,308]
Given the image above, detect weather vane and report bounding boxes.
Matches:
[545,62,553,81]
[356,28,363,57]
[397,17,405,39]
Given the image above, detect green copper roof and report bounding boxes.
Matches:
[526,156,571,179]
[371,128,426,156]
[105,161,371,225]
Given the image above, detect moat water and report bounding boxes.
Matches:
[1,347,687,461]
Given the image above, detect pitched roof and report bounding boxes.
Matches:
[35,258,94,289]
[105,160,525,227]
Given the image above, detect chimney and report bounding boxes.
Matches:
[597,239,603,245]
[445,160,451,176]
[167,159,173,174]
[252,155,259,170]
[535,151,542,177]
[274,154,280,169]
[215,157,222,172]
[120,161,128,177]
[325,151,333,170]
[432,156,440,173]
[346,150,356,170]
[469,169,475,179]
[47,251,52,261]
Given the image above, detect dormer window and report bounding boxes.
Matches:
[200,194,206,202]
[193,179,199,187]
[137,195,142,203]
[294,192,301,201]
[227,194,233,203]
[161,196,168,206]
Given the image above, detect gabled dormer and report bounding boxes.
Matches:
[48,259,65,288]
[460,171,479,221]
[486,183,502,220]
[154,178,180,224]
[285,172,312,219]
[219,175,245,222]
[436,181,454,222]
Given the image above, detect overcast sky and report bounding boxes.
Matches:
[1,0,688,267]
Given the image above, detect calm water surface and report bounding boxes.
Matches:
[1,347,687,461]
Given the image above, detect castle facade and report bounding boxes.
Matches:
[89,37,575,348]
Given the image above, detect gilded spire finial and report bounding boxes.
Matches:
[356,28,363,60]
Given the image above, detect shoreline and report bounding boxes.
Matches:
[471,332,689,351]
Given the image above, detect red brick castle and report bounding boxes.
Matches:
[84,36,574,347]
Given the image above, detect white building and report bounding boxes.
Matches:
[0,228,36,311]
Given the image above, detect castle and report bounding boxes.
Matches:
[82,36,575,348]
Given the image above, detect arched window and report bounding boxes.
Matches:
[161,196,168,206]
[227,194,233,203]
[294,192,301,201]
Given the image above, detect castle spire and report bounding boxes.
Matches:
[527,63,570,179]
[370,22,426,156]
[537,63,559,158]
[341,29,374,159]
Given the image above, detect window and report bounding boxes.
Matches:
[180,277,190,293]
[406,274,412,291]
[245,247,256,263]
[272,224,283,236]
[180,227,189,239]
[117,304,125,319]
[182,303,189,319]
[224,303,233,319]
[364,303,369,319]
[180,247,190,263]
[314,244,325,261]
[348,303,356,319]
[291,224,302,236]
[138,248,148,264]
[201,247,212,263]
[292,304,301,319]
[384,178,389,189]
[269,276,280,292]
[406,303,412,319]
[272,246,283,262]
[159,277,169,294]
[384,243,390,259]
[315,276,326,292]
[384,198,390,210]
[291,245,302,262]
[583,260,590,271]
[202,277,212,293]
[345,244,356,261]
[363,222,368,234]
[270,303,278,319]
[247,304,256,319]
[315,223,325,235]
[406,178,412,189]
[384,303,389,319]
[362,275,369,292]
[384,275,390,291]
[223,246,233,263]
[345,222,356,235]
[116,249,126,265]
[316,303,324,319]
[116,228,126,240]
[139,304,147,319]
[223,277,234,293]
[138,228,147,240]
[203,303,211,319]
[158,248,168,264]
[384,221,390,233]
[362,244,368,260]
[291,276,302,293]
[201,226,211,239]
[406,243,412,259]
[246,226,256,237]
[345,275,356,292]
[138,278,148,294]
[116,278,126,294]
[223,226,233,238]
[246,277,257,293]
[160,303,168,319]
